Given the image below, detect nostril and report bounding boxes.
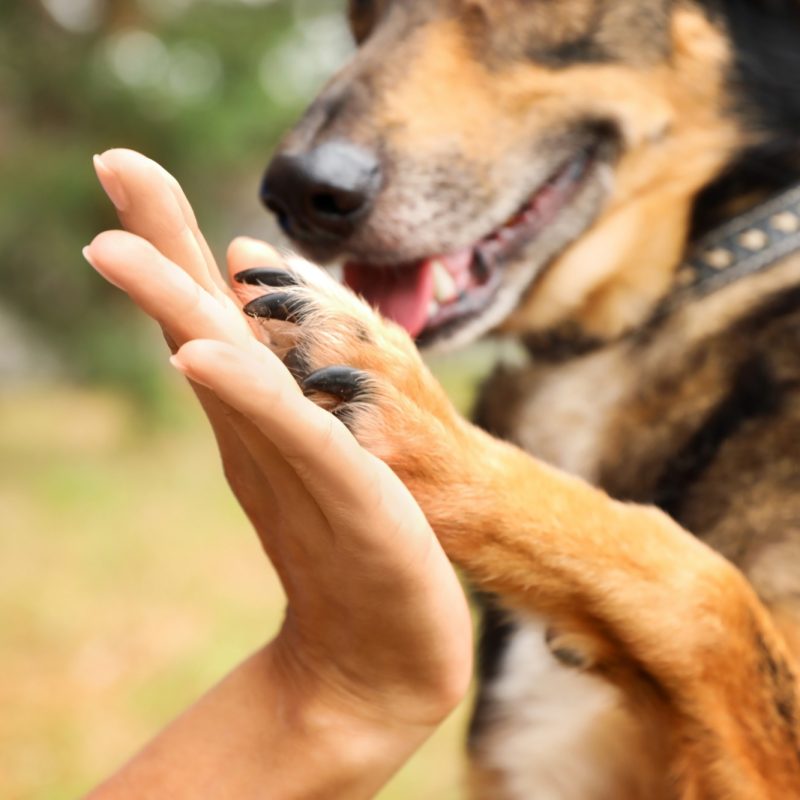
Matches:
[311,192,343,217]
[310,188,365,218]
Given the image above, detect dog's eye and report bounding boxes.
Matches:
[348,0,380,45]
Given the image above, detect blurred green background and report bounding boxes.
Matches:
[0,1,490,797]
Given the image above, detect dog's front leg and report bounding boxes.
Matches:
[235,255,800,799]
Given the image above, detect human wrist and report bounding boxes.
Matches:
[261,641,446,798]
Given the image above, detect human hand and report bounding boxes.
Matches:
[84,150,472,754]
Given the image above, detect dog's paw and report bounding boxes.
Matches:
[233,255,464,487]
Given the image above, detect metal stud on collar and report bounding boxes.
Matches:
[650,184,800,323]
[680,184,800,298]
[771,211,799,234]
[702,247,734,269]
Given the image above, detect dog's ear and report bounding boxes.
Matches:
[688,0,800,238]
[711,0,800,140]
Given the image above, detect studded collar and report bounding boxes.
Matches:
[524,183,800,360]
[659,182,800,316]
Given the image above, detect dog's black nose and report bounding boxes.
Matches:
[261,141,381,245]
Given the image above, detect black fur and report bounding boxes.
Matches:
[691,0,800,237]
[653,354,780,519]
[468,595,517,748]
[527,36,613,69]
[704,0,800,140]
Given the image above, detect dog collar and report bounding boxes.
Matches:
[525,183,800,360]
[667,182,800,308]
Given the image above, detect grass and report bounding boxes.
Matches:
[0,346,501,800]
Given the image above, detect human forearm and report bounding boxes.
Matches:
[86,644,436,800]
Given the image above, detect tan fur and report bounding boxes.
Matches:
[504,9,743,337]
[344,6,744,339]
[264,1,800,795]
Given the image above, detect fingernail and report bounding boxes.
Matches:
[93,154,129,212]
[169,354,212,389]
[169,355,188,374]
[82,246,123,290]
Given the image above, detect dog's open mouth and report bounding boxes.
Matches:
[343,148,597,342]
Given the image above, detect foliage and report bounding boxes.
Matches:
[0,0,348,411]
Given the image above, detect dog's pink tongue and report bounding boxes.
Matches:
[343,260,435,338]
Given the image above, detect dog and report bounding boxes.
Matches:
[236,1,800,796]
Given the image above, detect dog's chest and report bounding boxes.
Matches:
[478,342,648,485]
[470,338,716,800]
[470,349,659,800]
[508,350,633,483]
[474,614,658,800]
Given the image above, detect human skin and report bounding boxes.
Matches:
[82,149,473,799]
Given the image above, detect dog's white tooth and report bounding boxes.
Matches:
[429,300,440,318]
[432,259,458,303]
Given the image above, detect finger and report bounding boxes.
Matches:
[172,338,368,572]
[93,148,227,296]
[194,388,278,523]
[84,230,301,571]
[170,339,389,509]
[223,410,338,565]
[161,169,224,293]
[175,340,442,591]
[91,152,255,503]
[84,228,303,564]
[190,385,336,603]
[85,230,251,348]
[227,236,286,285]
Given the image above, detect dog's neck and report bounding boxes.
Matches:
[524,172,800,362]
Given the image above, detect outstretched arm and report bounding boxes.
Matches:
[83,150,473,799]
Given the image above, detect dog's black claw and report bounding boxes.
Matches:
[234,268,298,288]
[302,366,370,403]
[243,291,308,322]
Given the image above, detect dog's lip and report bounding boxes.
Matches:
[424,149,595,338]
[343,147,597,341]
